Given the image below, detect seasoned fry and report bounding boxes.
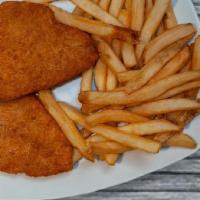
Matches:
[145,0,154,18]
[87,134,107,143]
[156,21,165,36]
[81,103,105,114]
[73,6,84,16]
[94,59,107,91]
[112,39,121,58]
[109,0,125,18]
[124,38,188,93]
[94,36,127,73]
[79,71,200,106]
[119,120,180,136]
[106,68,118,90]
[131,0,145,31]
[144,24,196,63]
[150,47,190,83]
[164,1,177,29]
[99,0,111,10]
[90,125,161,153]
[71,0,124,27]
[81,128,93,138]
[104,154,119,165]
[136,0,170,60]
[165,133,197,149]
[91,141,131,154]
[81,68,93,92]
[86,109,149,126]
[50,6,137,43]
[192,36,200,70]
[153,132,176,144]
[125,0,131,9]
[121,42,137,68]
[118,9,130,27]
[59,102,88,128]
[158,80,200,100]
[130,98,200,116]
[38,90,93,161]
[117,70,139,83]
[73,149,82,164]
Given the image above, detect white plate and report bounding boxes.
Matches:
[0,0,200,199]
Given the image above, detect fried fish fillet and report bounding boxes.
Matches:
[0,95,72,177]
[0,2,98,101]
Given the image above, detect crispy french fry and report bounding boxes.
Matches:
[79,71,200,106]
[99,0,111,10]
[125,0,131,9]
[59,102,88,128]
[130,98,200,116]
[158,80,200,100]
[117,70,139,83]
[192,36,200,71]
[50,6,137,43]
[73,148,82,164]
[124,38,188,93]
[118,9,130,27]
[150,46,190,83]
[87,134,108,143]
[119,120,180,136]
[136,0,170,60]
[39,90,93,161]
[94,59,107,91]
[86,109,149,126]
[112,39,122,58]
[131,0,145,31]
[156,21,165,36]
[91,141,131,154]
[164,1,177,29]
[104,154,119,165]
[94,36,127,73]
[165,133,197,149]
[81,128,93,138]
[90,125,161,153]
[144,24,196,63]
[145,0,154,19]
[106,68,118,90]
[71,0,124,27]
[109,0,125,18]
[153,132,176,144]
[81,68,93,92]
[121,42,137,68]
[81,103,105,114]
[73,6,85,15]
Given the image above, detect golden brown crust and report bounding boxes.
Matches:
[0,2,98,101]
[0,95,72,177]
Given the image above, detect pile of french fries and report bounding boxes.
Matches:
[39,0,200,166]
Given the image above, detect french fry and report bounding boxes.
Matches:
[94,59,107,91]
[158,80,200,100]
[87,134,108,143]
[86,109,149,126]
[131,0,145,32]
[94,36,127,73]
[73,148,82,164]
[125,0,131,9]
[90,125,161,153]
[81,128,93,138]
[119,120,180,136]
[71,0,124,27]
[91,141,131,154]
[118,9,130,27]
[144,24,196,63]
[124,38,188,93]
[136,0,170,60]
[164,1,177,29]
[150,46,190,83]
[117,70,139,83]
[165,133,197,149]
[104,154,119,165]
[81,68,93,92]
[59,102,88,128]
[50,6,137,43]
[112,39,122,58]
[145,0,154,19]
[153,132,176,144]
[81,103,105,114]
[156,21,165,36]
[106,68,118,90]
[79,71,200,106]
[192,36,200,70]
[99,0,111,10]
[38,90,93,161]
[73,6,85,16]
[109,0,125,18]
[130,98,200,116]
[121,42,137,68]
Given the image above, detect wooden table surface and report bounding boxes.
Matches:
[63,1,200,200]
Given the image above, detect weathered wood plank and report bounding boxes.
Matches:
[66,192,200,200]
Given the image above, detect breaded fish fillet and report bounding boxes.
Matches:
[0,96,72,177]
[0,2,98,101]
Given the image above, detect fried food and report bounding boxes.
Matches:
[0,2,98,101]
[0,96,72,177]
